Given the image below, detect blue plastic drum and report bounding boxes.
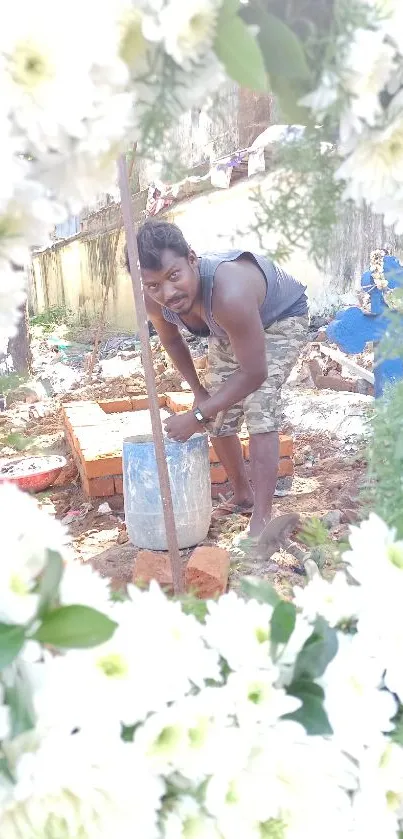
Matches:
[123,433,212,550]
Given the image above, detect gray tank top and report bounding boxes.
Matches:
[162,249,307,338]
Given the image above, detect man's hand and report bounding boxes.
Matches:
[164,411,201,442]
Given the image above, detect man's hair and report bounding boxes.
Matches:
[135,221,190,271]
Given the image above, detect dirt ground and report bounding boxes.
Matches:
[0,323,369,599]
[32,428,366,599]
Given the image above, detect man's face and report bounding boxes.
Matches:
[142,248,199,315]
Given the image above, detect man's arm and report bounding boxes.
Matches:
[196,270,268,420]
[145,294,203,395]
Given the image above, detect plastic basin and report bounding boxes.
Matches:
[0,455,67,493]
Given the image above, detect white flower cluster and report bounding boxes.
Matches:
[0,0,225,342]
[1,483,403,838]
[302,0,403,231]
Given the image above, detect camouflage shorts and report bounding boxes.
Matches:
[205,315,309,437]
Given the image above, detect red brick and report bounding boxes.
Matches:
[82,455,122,480]
[133,551,173,593]
[82,475,115,498]
[98,398,132,414]
[185,546,230,599]
[315,375,356,393]
[209,441,219,463]
[278,457,294,478]
[54,459,79,486]
[131,395,166,410]
[165,392,194,413]
[63,403,105,428]
[279,434,293,458]
[114,475,123,494]
[211,481,230,499]
[210,463,227,484]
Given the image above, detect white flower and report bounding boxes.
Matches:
[59,561,112,615]
[353,740,403,838]
[0,485,67,625]
[39,587,219,730]
[223,667,301,727]
[0,728,164,839]
[321,633,397,756]
[344,513,403,591]
[343,29,396,126]
[299,71,339,114]
[293,572,361,628]
[1,0,127,154]
[134,692,229,780]
[205,722,355,839]
[336,116,403,208]
[0,683,10,741]
[159,0,221,67]
[0,181,60,269]
[163,795,221,839]
[0,261,27,343]
[203,592,275,672]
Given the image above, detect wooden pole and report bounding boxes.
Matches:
[117,154,184,594]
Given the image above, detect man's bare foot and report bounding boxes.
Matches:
[236,514,301,561]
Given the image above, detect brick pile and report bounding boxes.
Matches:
[63,392,294,500]
[134,546,230,599]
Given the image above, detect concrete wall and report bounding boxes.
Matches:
[31,169,403,329]
[31,231,137,331]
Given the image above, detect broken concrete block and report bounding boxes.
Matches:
[133,550,173,593]
[315,375,356,393]
[185,546,230,599]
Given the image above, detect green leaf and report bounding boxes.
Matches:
[32,605,117,649]
[218,0,240,20]
[0,624,26,671]
[269,74,310,124]
[178,595,208,623]
[214,16,268,92]
[285,678,332,735]
[0,757,15,783]
[240,6,311,81]
[271,601,296,645]
[241,578,280,607]
[4,673,35,737]
[293,618,338,681]
[37,550,63,618]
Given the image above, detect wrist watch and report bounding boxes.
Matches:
[193,406,205,425]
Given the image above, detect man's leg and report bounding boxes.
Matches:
[248,432,279,536]
[243,315,309,538]
[210,434,254,508]
[206,336,253,512]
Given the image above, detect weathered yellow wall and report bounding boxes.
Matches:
[30,172,334,329]
[31,232,137,331]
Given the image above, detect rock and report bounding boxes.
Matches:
[133,551,173,593]
[341,508,359,525]
[185,546,230,599]
[322,510,342,529]
[117,529,129,545]
[98,502,112,515]
[7,382,46,406]
[315,375,357,393]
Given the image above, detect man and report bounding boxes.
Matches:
[136,220,308,540]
